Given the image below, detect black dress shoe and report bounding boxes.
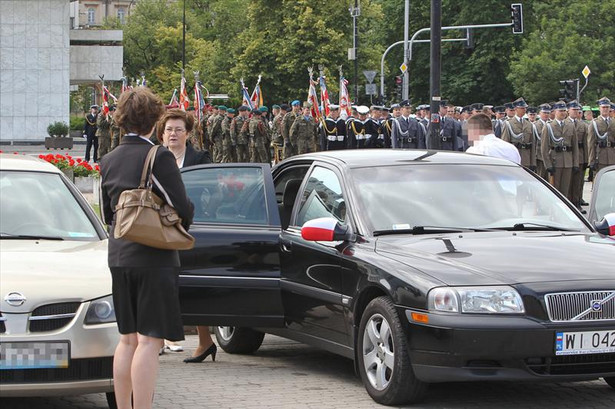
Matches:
[183,343,217,363]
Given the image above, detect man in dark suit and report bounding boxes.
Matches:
[84,105,99,163]
[438,100,461,151]
[391,100,426,149]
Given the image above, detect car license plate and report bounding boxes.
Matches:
[555,330,615,356]
[0,342,69,370]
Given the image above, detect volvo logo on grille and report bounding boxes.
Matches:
[4,292,27,307]
[590,300,602,312]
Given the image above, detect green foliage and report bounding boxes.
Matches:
[47,121,69,137]
[70,115,85,131]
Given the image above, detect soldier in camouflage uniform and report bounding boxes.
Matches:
[271,104,286,163]
[231,105,251,162]
[282,100,302,159]
[96,109,112,160]
[221,108,235,163]
[109,106,121,151]
[210,106,226,163]
[249,107,270,163]
[290,103,318,155]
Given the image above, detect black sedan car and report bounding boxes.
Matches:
[177,150,615,405]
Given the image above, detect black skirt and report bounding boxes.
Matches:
[110,266,185,341]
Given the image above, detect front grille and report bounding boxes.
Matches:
[544,291,615,322]
[526,353,615,375]
[29,302,81,333]
[0,357,113,383]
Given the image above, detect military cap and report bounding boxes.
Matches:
[567,100,581,109]
[552,101,567,111]
[461,105,470,114]
[539,103,552,113]
[582,105,592,111]
[252,108,261,114]
[611,103,615,110]
[227,108,236,114]
[218,105,227,111]
[470,103,484,111]
[439,100,448,107]
[504,102,514,110]
[291,100,301,107]
[494,106,506,113]
[484,105,494,110]
[527,106,537,114]
[238,105,250,112]
[399,100,411,107]
[390,103,401,110]
[422,105,431,112]
[259,106,269,112]
[382,107,390,112]
[356,105,370,115]
[302,101,311,109]
[280,103,291,111]
[329,104,340,110]
[597,97,611,106]
[272,104,280,109]
[90,104,99,109]
[512,97,528,108]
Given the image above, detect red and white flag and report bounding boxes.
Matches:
[339,76,351,119]
[179,75,190,111]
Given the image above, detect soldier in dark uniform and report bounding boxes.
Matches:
[437,100,461,151]
[541,101,579,201]
[493,106,506,138]
[504,102,515,120]
[470,103,484,116]
[380,105,396,148]
[320,104,347,150]
[566,100,588,211]
[501,98,536,171]
[347,105,370,149]
[391,100,425,149]
[588,97,615,173]
[83,104,99,163]
[364,106,383,148]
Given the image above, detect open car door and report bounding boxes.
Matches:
[178,163,284,328]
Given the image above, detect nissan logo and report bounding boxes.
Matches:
[590,300,602,312]
[4,292,26,307]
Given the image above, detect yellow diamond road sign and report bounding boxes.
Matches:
[582,65,591,79]
[400,63,408,74]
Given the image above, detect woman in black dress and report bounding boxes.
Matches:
[100,88,194,409]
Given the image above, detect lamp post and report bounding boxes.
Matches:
[349,1,360,104]
[429,0,442,149]
[182,0,186,71]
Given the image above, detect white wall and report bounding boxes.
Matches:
[0,0,71,142]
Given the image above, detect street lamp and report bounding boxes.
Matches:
[349,1,360,103]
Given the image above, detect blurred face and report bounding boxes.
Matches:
[599,105,610,117]
[439,105,448,116]
[447,107,455,117]
[583,110,593,120]
[568,108,580,119]
[514,107,526,117]
[392,107,401,118]
[528,112,537,121]
[292,105,301,113]
[273,108,280,116]
[330,109,339,119]
[506,108,515,117]
[401,106,411,117]
[240,110,249,118]
[162,118,188,149]
[496,112,505,119]
[302,107,310,116]
[555,109,567,121]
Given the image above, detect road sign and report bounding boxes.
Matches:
[399,63,408,74]
[363,70,377,84]
[582,66,591,79]
[365,84,377,95]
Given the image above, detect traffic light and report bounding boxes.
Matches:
[559,79,578,101]
[511,4,523,34]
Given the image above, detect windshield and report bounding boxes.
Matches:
[594,169,615,221]
[0,171,99,240]
[350,164,589,234]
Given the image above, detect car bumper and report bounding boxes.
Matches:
[402,309,615,383]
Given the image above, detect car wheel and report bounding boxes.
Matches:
[605,377,615,389]
[214,326,265,354]
[357,296,427,405]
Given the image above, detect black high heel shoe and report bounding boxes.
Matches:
[183,343,217,363]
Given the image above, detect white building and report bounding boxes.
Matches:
[0,0,124,143]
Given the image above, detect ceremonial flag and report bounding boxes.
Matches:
[339,76,351,119]
[240,78,254,110]
[308,75,321,120]
[319,75,331,117]
[179,75,190,111]
[167,89,180,108]
[194,80,205,121]
[101,86,117,115]
[250,75,263,109]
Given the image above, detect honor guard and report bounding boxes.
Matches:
[588,97,615,173]
[392,100,426,149]
[504,102,515,120]
[533,104,552,179]
[231,105,251,162]
[448,103,465,148]
[347,105,370,149]
[249,106,271,163]
[210,106,226,162]
[438,100,462,151]
[320,104,347,150]
[289,102,318,155]
[271,104,286,163]
[283,100,302,159]
[364,106,383,148]
[566,100,588,211]
[220,108,235,163]
[501,98,536,170]
[541,101,579,201]
[380,105,396,148]
[493,106,506,138]
[109,106,121,151]
[84,105,99,163]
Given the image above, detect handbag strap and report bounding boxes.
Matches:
[139,145,160,189]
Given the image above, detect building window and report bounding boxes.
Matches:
[87,8,95,25]
[117,7,125,24]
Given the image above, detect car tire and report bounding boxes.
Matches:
[357,296,427,406]
[605,377,615,389]
[214,326,265,354]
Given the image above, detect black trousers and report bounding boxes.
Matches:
[85,135,98,162]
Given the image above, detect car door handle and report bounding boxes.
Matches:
[280,239,292,253]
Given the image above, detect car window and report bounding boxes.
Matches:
[273,166,310,205]
[594,169,615,221]
[295,166,346,227]
[182,167,268,225]
[0,171,99,240]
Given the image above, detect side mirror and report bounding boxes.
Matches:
[593,212,615,236]
[301,217,349,242]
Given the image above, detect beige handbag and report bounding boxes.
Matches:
[114,145,195,250]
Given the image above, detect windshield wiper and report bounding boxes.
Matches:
[492,222,578,232]
[0,233,64,240]
[373,226,489,236]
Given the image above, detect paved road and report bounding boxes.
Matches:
[1,334,613,409]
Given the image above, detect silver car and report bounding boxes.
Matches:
[0,154,118,407]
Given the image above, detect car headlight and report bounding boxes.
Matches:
[84,295,116,324]
[428,286,524,314]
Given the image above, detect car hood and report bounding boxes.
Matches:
[376,232,615,286]
[0,240,111,313]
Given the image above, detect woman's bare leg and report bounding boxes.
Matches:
[113,333,138,409]
[131,334,164,409]
[192,326,214,356]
